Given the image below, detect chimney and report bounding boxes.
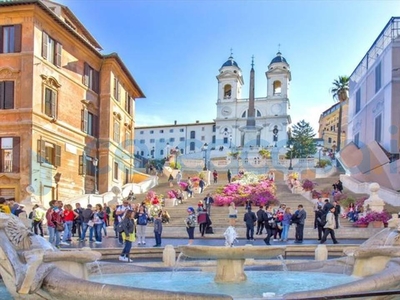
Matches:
[174,120,177,125]
[196,120,199,124]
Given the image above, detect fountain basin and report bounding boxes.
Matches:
[180,245,286,282]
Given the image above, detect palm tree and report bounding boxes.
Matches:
[330,76,349,152]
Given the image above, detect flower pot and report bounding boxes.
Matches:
[370,221,383,228]
[356,224,368,228]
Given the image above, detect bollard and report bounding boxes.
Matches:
[315,244,328,261]
[163,245,176,267]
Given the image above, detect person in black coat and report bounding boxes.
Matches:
[262,205,274,245]
[315,205,325,240]
[256,206,265,235]
[243,207,257,241]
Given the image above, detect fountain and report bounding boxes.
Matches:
[2,211,400,299]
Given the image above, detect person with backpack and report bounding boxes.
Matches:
[119,209,135,262]
[320,206,339,244]
[115,200,131,244]
[136,205,149,246]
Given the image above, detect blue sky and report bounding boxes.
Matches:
[59,0,400,132]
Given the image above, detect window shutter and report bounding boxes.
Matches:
[4,81,14,109]
[82,108,88,133]
[0,82,4,109]
[83,63,89,86]
[79,154,87,175]
[51,90,56,118]
[14,24,22,53]
[93,114,99,138]
[125,92,129,111]
[37,139,45,163]
[12,137,20,173]
[42,32,48,59]
[55,42,62,67]
[0,26,3,54]
[93,69,99,93]
[55,144,61,167]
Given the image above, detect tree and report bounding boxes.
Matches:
[286,120,316,158]
[330,76,349,152]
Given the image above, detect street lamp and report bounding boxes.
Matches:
[92,157,98,194]
[174,146,179,169]
[288,144,293,170]
[151,146,155,159]
[229,134,232,149]
[202,143,208,170]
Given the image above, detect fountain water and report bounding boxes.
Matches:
[277,254,288,272]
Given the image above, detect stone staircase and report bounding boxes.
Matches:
[134,172,389,240]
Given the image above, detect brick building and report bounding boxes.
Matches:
[0,0,144,204]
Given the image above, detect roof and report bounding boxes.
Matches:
[270,51,288,65]
[221,55,239,68]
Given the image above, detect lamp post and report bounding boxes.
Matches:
[92,158,98,194]
[174,146,179,169]
[151,146,155,159]
[202,143,208,171]
[288,144,293,170]
[229,134,232,149]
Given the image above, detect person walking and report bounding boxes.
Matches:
[212,170,218,183]
[60,204,78,245]
[281,207,292,242]
[320,206,339,244]
[244,207,257,241]
[228,202,237,227]
[315,205,325,241]
[262,205,274,245]
[74,203,83,239]
[32,204,45,237]
[80,204,94,242]
[197,208,207,237]
[204,193,214,216]
[153,211,163,247]
[294,204,307,243]
[176,171,182,184]
[93,204,105,244]
[119,209,135,262]
[256,206,265,235]
[227,169,232,183]
[199,178,206,193]
[333,200,341,229]
[185,207,197,245]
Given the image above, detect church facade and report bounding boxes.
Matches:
[135,52,292,160]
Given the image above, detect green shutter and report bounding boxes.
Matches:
[55,145,61,167]
[14,24,22,53]
[42,32,48,59]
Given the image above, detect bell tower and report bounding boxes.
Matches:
[265,51,291,99]
[216,53,244,102]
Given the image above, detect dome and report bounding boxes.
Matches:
[270,51,288,65]
[221,55,239,68]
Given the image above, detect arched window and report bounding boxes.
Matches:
[241,109,261,118]
[273,81,281,95]
[256,109,261,117]
[241,111,246,118]
[224,84,232,99]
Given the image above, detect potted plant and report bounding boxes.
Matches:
[258,149,271,159]
[302,179,317,191]
[354,217,369,228]
[311,190,321,199]
[320,188,331,198]
[354,210,391,228]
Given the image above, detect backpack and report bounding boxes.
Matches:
[138,213,148,226]
[117,222,125,233]
[318,212,328,227]
[291,213,300,224]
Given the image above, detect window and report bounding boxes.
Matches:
[224,84,231,98]
[37,139,61,166]
[160,149,164,156]
[355,89,361,114]
[273,81,282,95]
[44,87,57,118]
[113,161,119,180]
[0,137,20,173]
[125,168,129,184]
[42,32,61,67]
[179,137,185,142]
[1,25,21,53]
[150,130,154,134]
[140,139,145,144]
[354,133,360,148]
[159,138,165,143]
[190,131,195,139]
[375,62,382,93]
[125,129,131,152]
[375,114,382,143]
[0,81,14,109]
[179,128,184,132]
[113,77,120,101]
[202,127,205,131]
[140,131,144,134]
[190,142,195,151]
[124,92,133,115]
[212,135,216,143]
[78,155,95,176]
[169,129,174,133]
[83,63,99,93]
[113,118,120,143]
[328,137,332,143]
[256,110,261,117]
[150,139,155,143]
[212,125,216,132]
[82,109,97,137]
[223,137,228,144]
[169,137,175,142]
[201,136,205,141]
[160,130,164,133]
